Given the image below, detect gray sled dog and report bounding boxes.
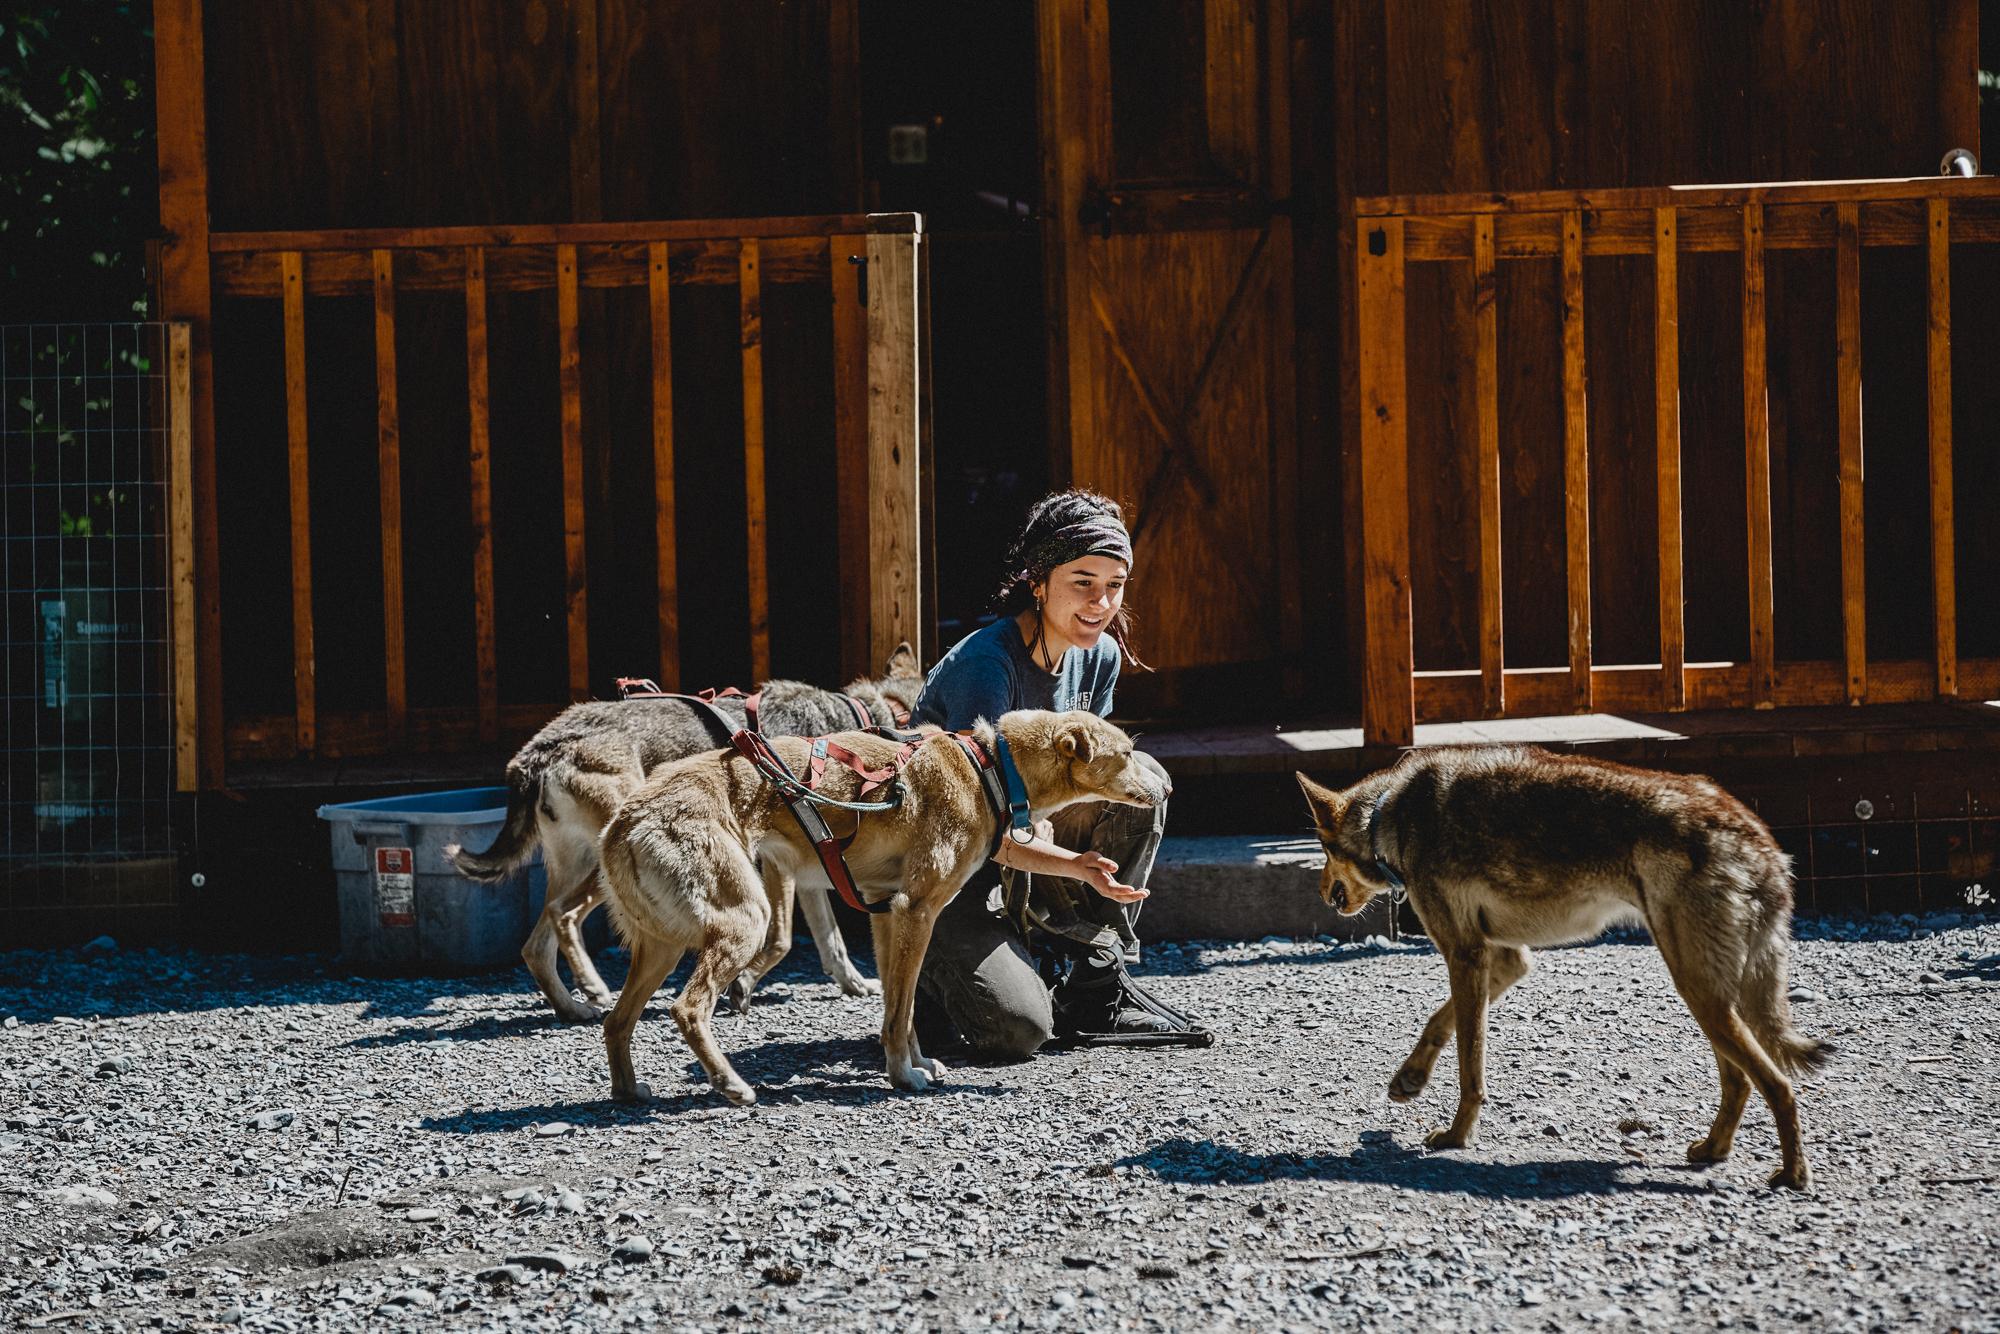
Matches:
[1295,746,1828,1190]
[447,646,924,1022]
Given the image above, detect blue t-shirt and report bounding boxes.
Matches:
[913,617,1120,731]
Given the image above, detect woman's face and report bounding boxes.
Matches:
[1034,555,1128,654]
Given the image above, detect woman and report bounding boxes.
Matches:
[911,489,1208,1060]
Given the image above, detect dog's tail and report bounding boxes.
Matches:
[1744,870,1833,1077]
[444,768,543,882]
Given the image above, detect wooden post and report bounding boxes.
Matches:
[1473,215,1504,717]
[1653,207,1685,711]
[1927,198,1957,698]
[167,324,197,791]
[648,242,680,688]
[153,0,222,785]
[557,244,589,700]
[464,248,499,743]
[281,251,316,753]
[866,228,925,672]
[1835,203,1867,704]
[1561,211,1592,712]
[1741,204,1776,708]
[371,249,406,735]
[739,238,772,683]
[831,235,872,682]
[1357,218,1412,747]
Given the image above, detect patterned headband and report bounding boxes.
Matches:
[1023,516,1133,577]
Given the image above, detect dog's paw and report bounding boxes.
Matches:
[1387,1063,1432,1103]
[914,1054,949,1083]
[581,987,616,1009]
[890,1065,933,1094]
[556,999,606,1025]
[1685,1136,1733,1165]
[611,1080,654,1105]
[726,977,755,1014]
[717,1079,758,1107]
[1423,1126,1472,1152]
[839,973,883,998]
[1766,1161,1812,1191]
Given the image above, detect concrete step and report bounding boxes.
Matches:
[1141,835,1397,943]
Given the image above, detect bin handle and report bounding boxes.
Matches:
[350,821,411,843]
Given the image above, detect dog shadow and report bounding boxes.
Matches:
[1117,1132,1710,1199]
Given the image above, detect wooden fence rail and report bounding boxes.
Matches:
[176,213,925,780]
[1356,176,2000,746]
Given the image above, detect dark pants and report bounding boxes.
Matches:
[915,792,1168,1061]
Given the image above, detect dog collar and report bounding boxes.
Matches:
[991,732,1035,842]
[1364,797,1408,900]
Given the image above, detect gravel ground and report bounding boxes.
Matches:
[2,914,1996,1333]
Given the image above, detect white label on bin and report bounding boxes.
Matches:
[375,847,415,926]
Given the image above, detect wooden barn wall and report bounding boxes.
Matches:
[198,1,861,728]
[1322,0,1992,694]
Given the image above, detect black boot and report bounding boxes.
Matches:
[1050,960,1213,1048]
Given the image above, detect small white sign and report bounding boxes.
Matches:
[374,847,414,927]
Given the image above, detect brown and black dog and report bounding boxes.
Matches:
[1297,746,1828,1189]
[598,709,1169,1105]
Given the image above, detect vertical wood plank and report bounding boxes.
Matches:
[739,237,772,683]
[826,0,863,210]
[566,0,602,220]
[167,323,197,791]
[648,241,680,688]
[1835,202,1867,704]
[1654,207,1685,711]
[465,247,498,742]
[1561,211,1592,712]
[281,251,316,753]
[830,235,872,682]
[557,243,589,701]
[1927,197,1958,697]
[866,230,924,672]
[1358,218,1413,747]
[1473,214,1504,717]
[1742,204,1776,707]
[152,0,223,786]
[371,249,406,734]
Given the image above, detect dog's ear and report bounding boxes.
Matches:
[1295,772,1346,833]
[884,640,921,679]
[1059,720,1098,765]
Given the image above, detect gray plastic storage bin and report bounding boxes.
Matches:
[318,788,545,971]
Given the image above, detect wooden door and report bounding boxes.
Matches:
[1038,0,1301,710]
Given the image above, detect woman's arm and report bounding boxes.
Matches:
[991,824,1148,903]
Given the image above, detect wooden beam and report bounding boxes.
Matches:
[167,323,197,790]
[1354,174,2000,218]
[1653,208,1685,711]
[372,250,406,734]
[464,248,498,742]
[1936,0,1980,163]
[827,0,863,210]
[1741,204,1776,707]
[1473,214,1504,716]
[1835,203,1867,704]
[866,231,925,671]
[1928,198,1958,698]
[648,242,680,688]
[739,238,771,683]
[831,235,871,682]
[1357,218,1413,747]
[281,251,316,753]
[557,244,589,700]
[153,0,222,785]
[209,215,919,252]
[566,0,602,221]
[1561,211,1592,712]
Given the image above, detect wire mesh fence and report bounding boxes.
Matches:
[2,323,177,913]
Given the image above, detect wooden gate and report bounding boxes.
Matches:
[1356,175,2000,746]
[1037,0,1302,705]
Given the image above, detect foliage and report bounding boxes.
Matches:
[0,2,156,321]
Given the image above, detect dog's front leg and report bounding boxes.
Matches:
[873,896,946,1092]
[1393,944,1530,1104]
[1425,943,1493,1151]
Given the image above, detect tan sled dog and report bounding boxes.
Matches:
[446,650,923,1022]
[1296,746,1827,1190]
[599,709,1169,1104]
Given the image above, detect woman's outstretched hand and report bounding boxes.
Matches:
[1074,850,1148,903]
